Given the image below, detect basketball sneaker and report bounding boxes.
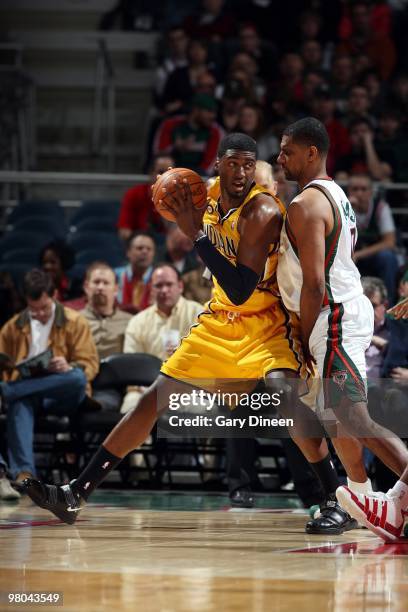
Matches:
[336,485,407,542]
[21,478,85,525]
[305,493,358,534]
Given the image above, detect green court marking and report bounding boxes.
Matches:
[90,490,303,512]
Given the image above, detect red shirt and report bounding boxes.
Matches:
[117,183,165,233]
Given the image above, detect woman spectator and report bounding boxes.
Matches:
[237,104,278,161]
[39,240,82,302]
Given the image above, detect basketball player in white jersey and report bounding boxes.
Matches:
[276,117,408,541]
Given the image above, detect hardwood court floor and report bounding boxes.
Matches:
[1,490,408,611]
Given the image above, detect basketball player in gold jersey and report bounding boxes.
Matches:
[22,133,355,534]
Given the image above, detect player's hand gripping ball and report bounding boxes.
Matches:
[152,168,207,222]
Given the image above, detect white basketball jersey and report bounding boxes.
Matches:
[277,179,363,314]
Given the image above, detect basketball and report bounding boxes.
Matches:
[152,168,207,222]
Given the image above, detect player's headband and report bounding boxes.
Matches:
[222,149,257,159]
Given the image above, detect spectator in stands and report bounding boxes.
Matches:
[39,240,82,302]
[299,70,327,116]
[164,226,198,275]
[154,93,223,176]
[183,0,234,42]
[115,232,156,314]
[81,262,132,411]
[387,73,408,121]
[216,79,247,133]
[330,54,354,114]
[275,53,304,108]
[121,263,202,412]
[348,173,399,304]
[344,85,374,126]
[0,269,98,482]
[235,23,277,81]
[227,52,265,104]
[236,104,279,161]
[154,27,189,102]
[362,276,390,379]
[160,39,215,114]
[0,452,20,500]
[117,154,173,241]
[254,160,277,194]
[336,118,391,181]
[82,262,132,360]
[300,40,324,73]
[336,1,397,80]
[375,108,408,182]
[361,69,386,117]
[312,85,351,177]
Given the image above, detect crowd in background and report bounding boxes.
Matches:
[1,0,408,500]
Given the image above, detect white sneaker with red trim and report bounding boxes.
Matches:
[336,485,407,542]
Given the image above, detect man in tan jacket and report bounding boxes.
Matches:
[0,269,98,482]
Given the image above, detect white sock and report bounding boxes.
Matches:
[390,480,408,508]
[347,477,373,494]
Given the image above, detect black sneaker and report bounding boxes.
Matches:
[229,487,254,508]
[305,494,358,535]
[21,478,85,525]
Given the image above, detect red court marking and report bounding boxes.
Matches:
[0,518,88,529]
[289,541,408,555]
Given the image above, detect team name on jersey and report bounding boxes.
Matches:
[203,223,237,259]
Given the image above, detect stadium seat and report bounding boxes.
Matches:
[11,215,67,239]
[0,262,31,288]
[70,200,120,227]
[68,231,124,253]
[0,231,49,257]
[75,248,126,268]
[72,218,117,233]
[1,247,39,264]
[7,200,65,224]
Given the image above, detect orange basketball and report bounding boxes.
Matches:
[152,168,207,222]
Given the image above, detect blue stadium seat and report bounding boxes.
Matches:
[72,218,117,233]
[70,200,120,227]
[76,249,126,268]
[68,231,124,253]
[12,216,67,239]
[0,231,49,257]
[1,247,39,264]
[7,200,65,224]
[0,262,31,288]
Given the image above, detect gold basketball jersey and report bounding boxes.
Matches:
[204,177,286,314]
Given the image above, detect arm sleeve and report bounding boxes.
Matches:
[194,234,260,305]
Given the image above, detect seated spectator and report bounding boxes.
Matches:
[236,104,279,161]
[117,155,173,241]
[163,226,198,275]
[254,160,277,194]
[235,23,277,81]
[82,262,132,360]
[81,262,132,411]
[154,93,223,176]
[330,54,354,114]
[216,79,247,132]
[336,1,396,80]
[154,26,189,102]
[343,85,374,127]
[312,85,351,176]
[0,452,20,500]
[227,52,265,104]
[362,276,390,379]
[39,240,82,302]
[300,40,324,73]
[336,118,391,181]
[375,108,408,182]
[160,39,214,114]
[121,263,203,412]
[274,52,305,108]
[348,173,399,304]
[115,232,156,314]
[0,269,98,482]
[361,69,386,117]
[301,70,327,115]
[183,0,234,42]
